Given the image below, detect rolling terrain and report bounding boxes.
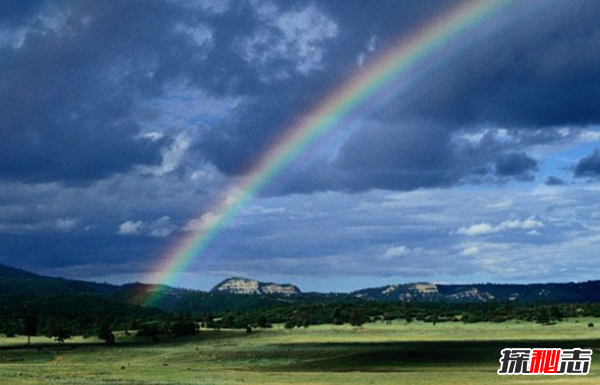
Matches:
[3,264,600,317]
[1,320,600,385]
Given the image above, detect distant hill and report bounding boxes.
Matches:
[0,264,119,297]
[0,264,40,279]
[0,265,328,314]
[352,281,600,303]
[3,264,600,316]
[111,282,304,313]
[211,277,301,296]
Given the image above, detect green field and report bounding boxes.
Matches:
[1,319,599,384]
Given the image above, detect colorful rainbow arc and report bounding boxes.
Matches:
[145,0,539,305]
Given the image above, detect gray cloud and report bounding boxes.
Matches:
[2,0,600,287]
[494,153,538,179]
[196,0,600,195]
[574,149,600,178]
[546,176,566,186]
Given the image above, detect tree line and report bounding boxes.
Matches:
[3,294,600,346]
[206,301,600,329]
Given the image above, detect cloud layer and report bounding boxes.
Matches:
[1,0,599,289]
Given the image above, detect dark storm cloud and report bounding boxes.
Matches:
[494,153,538,179]
[545,176,566,186]
[194,0,600,193]
[0,1,41,24]
[197,88,327,175]
[328,121,462,191]
[2,0,600,285]
[2,0,599,188]
[0,231,167,274]
[194,0,480,179]
[0,0,268,183]
[265,123,546,195]
[574,149,600,178]
[383,0,600,128]
[0,1,172,182]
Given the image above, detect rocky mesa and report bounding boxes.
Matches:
[211,277,301,296]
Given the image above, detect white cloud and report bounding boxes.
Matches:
[357,53,366,68]
[457,216,544,236]
[118,217,177,237]
[168,0,231,14]
[243,205,286,216]
[455,231,600,281]
[0,4,78,50]
[383,245,410,259]
[174,23,213,47]
[137,81,242,132]
[485,199,514,210]
[183,212,217,232]
[457,222,494,236]
[38,4,70,33]
[578,129,600,143]
[453,128,518,146]
[118,220,144,236]
[357,35,377,68]
[148,216,177,238]
[140,134,191,176]
[55,218,79,232]
[240,3,338,78]
[142,132,164,141]
[0,27,28,49]
[504,217,545,230]
[0,218,80,233]
[367,35,377,52]
[460,246,480,256]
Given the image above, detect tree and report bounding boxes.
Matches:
[97,320,115,346]
[255,315,269,329]
[350,309,366,327]
[203,313,216,329]
[550,305,563,321]
[536,307,550,325]
[220,314,236,329]
[125,319,140,336]
[170,313,197,337]
[301,316,311,329]
[137,322,162,337]
[22,314,38,347]
[47,319,71,344]
[332,306,344,325]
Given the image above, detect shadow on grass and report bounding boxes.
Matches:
[268,339,600,372]
[2,333,599,374]
[0,329,245,352]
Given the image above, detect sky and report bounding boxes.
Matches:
[1,0,600,293]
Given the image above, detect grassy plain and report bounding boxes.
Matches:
[1,319,600,384]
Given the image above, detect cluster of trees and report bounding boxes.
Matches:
[204,301,600,330]
[136,313,198,341]
[0,294,166,344]
[6,312,201,346]
[5,292,600,345]
[11,314,114,346]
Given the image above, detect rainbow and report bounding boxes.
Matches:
[145,0,545,305]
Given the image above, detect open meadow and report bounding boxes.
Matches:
[1,319,600,384]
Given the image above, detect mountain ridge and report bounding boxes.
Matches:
[352,281,600,303]
[211,277,301,296]
[2,264,600,311]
